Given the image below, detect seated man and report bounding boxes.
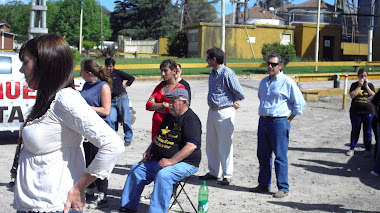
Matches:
[119,88,202,213]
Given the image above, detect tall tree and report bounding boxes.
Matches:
[111,0,176,40]
[50,0,112,46]
[0,1,30,39]
[0,0,112,46]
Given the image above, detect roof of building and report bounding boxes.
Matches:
[275,4,295,13]
[214,6,283,22]
[0,22,11,28]
[247,6,283,19]
[288,0,334,10]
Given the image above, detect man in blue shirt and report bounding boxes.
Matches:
[250,53,305,198]
[199,47,245,185]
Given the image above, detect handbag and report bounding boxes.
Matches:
[9,119,30,187]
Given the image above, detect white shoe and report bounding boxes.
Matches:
[370,171,379,176]
[346,150,354,156]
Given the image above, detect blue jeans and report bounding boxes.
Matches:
[373,122,380,173]
[120,160,198,213]
[349,112,374,151]
[257,117,290,192]
[110,93,133,142]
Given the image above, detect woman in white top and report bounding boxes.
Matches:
[13,33,124,213]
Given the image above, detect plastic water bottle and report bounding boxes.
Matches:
[198,181,209,213]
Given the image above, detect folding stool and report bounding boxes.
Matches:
[169,176,197,213]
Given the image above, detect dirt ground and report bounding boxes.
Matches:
[1,78,380,213]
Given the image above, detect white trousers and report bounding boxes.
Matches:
[206,107,235,179]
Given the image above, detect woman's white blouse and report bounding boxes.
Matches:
[13,88,125,212]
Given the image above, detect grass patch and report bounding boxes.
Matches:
[73,56,380,77]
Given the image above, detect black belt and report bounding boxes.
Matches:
[113,92,127,100]
[211,106,232,111]
[260,116,287,119]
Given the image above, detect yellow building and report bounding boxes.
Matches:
[185,22,295,59]
[294,23,342,61]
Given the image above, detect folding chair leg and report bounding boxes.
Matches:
[168,176,197,213]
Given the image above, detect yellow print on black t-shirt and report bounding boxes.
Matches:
[153,126,180,149]
[354,90,369,104]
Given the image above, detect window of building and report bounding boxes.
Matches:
[280,33,292,45]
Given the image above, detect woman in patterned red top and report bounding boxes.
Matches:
[146,59,185,141]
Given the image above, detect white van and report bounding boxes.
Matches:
[0,52,135,132]
[0,52,36,132]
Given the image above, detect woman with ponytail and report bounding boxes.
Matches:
[79,59,113,208]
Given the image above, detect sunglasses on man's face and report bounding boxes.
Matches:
[266,62,279,67]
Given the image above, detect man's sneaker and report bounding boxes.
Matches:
[199,173,218,180]
[218,178,231,185]
[249,185,270,193]
[89,197,108,209]
[124,141,131,146]
[85,193,97,203]
[346,150,354,156]
[273,190,288,198]
[370,171,379,176]
[364,151,371,158]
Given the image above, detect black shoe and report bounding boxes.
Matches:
[119,206,137,213]
[85,193,97,203]
[218,178,231,185]
[199,173,218,180]
[249,185,270,193]
[124,141,131,146]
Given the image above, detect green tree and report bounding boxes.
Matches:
[167,31,187,57]
[49,0,112,46]
[0,1,29,39]
[111,0,176,40]
[261,42,296,66]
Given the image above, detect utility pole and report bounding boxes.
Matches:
[100,4,103,50]
[244,0,248,22]
[221,0,225,51]
[231,1,244,25]
[314,0,321,72]
[368,0,375,69]
[180,0,185,31]
[235,1,241,24]
[79,0,83,54]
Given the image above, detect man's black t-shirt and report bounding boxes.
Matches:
[151,108,202,167]
[110,69,135,98]
[349,81,375,114]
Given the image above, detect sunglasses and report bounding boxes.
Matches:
[266,62,279,67]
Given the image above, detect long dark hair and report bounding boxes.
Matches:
[81,59,112,88]
[19,33,75,119]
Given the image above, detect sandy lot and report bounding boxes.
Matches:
[1,78,380,213]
